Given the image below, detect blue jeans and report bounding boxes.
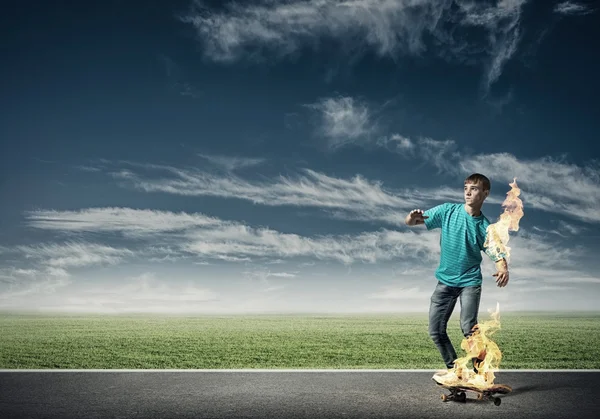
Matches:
[429,281,481,369]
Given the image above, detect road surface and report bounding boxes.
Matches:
[1,370,598,418]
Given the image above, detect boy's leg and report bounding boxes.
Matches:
[459,285,483,371]
[429,281,459,369]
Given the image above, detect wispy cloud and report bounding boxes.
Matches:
[182,223,441,265]
[80,160,427,226]
[23,207,441,266]
[377,135,462,175]
[459,153,600,223]
[180,0,529,93]
[317,108,600,225]
[73,165,102,173]
[25,207,222,238]
[554,1,594,15]
[1,242,133,298]
[0,265,71,300]
[305,96,377,149]
[197,152,266,172]
[16,241,133,268]
[87,159,506,226]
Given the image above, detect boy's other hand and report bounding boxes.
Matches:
[492,270,509,287]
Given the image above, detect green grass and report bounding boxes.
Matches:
[1,312,599,369]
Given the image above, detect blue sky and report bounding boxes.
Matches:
[1,0,599,314]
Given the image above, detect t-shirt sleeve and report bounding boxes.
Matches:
[423,203,447,230]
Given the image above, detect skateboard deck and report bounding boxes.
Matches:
[434,379,512,406]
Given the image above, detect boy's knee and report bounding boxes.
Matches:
[429,331,446,344]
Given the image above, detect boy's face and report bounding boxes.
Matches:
[464,181,489,206]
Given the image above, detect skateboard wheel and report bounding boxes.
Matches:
[441,394,448,402]
[494,397,501,406]
[477,393,484,400]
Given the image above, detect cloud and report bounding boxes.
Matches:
[197,152,266,172]
[0,266,72,299]
[16,241,133,269]
[377,135,462,174]
[25,207,223,238]
[84,160,428,226]
[74,165,102,173]
[328,119,600,224]
[305,96,377,149]
[269,272,297,278]
[182,224,441,265]
[554,2,594,15]
[1,242,133,298]
[180,0,529,92]
[22,206,442,266]
[556,220,588,235]
[0,267,38,284]
[459,154,600,223]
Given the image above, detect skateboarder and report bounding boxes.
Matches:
[404,173,509,383]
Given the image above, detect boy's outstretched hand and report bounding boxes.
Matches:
[493,270,509,287]
[407,209,429,225]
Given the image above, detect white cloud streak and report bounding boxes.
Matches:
[83,161,430,226]
[554,2,594,15]
[197,152,266,172]
[16,242,133,269]
[181,0,529,92]
[25,207,222,238]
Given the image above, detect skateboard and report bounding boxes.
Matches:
[434,379,512,406]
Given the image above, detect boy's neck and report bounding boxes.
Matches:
[464,203,482,217]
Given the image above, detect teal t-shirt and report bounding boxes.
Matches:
[424,203,502,287]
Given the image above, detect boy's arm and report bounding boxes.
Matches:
[407,204,446,229]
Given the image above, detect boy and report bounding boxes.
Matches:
[405,173,509,380]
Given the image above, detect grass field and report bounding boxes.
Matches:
[1,312,599,369]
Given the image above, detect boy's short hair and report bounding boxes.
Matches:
[464,173,491,191]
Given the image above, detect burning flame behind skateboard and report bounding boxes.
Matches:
[434,379,511,406]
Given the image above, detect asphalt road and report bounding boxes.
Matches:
[1,370,598,419]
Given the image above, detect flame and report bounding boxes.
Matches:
[450,303,503,389]
[483,178,524,262]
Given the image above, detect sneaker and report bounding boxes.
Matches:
[432,369,461,386]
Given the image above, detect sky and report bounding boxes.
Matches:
[1,0,599,314]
